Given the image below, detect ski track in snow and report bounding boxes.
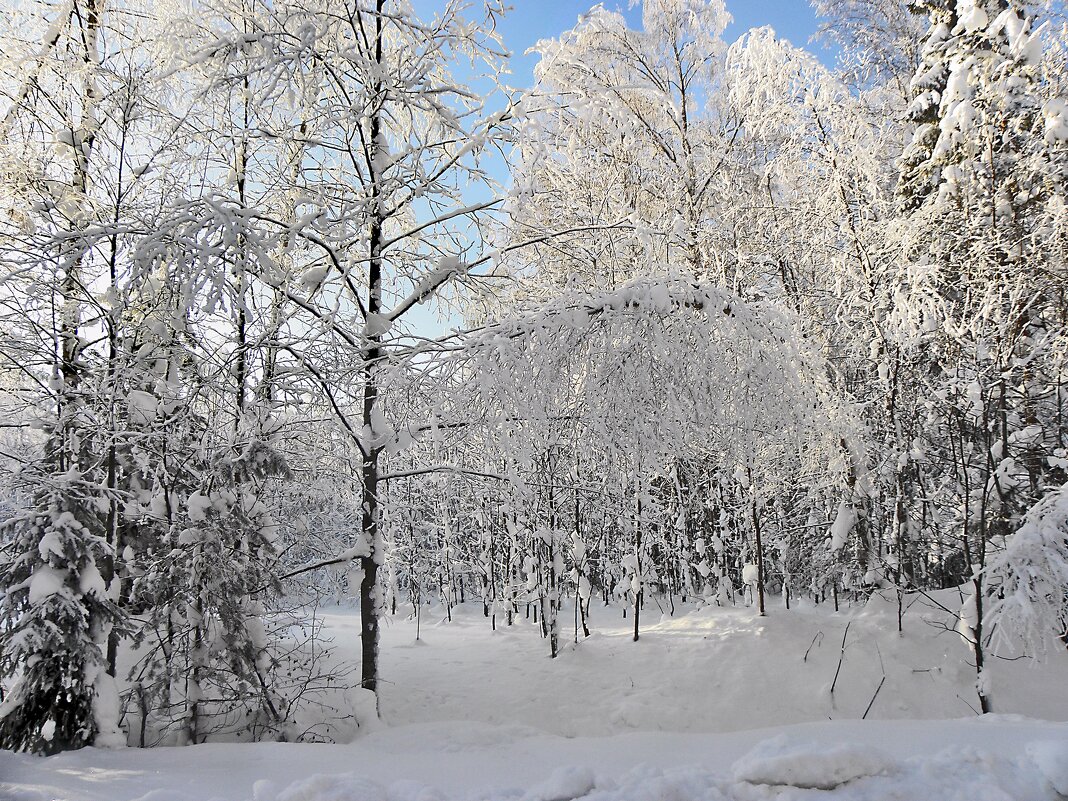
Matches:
[3,594,1068,801]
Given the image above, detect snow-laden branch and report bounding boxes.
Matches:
[0,1,75,137]
[985,483,1068,655]
[378,465,509,482]
[386,220,635,323]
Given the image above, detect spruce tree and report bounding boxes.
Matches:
[0,468,122,753]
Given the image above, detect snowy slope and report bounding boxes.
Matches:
[3,591,1067,801]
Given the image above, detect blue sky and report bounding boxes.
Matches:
[496,0,834,88]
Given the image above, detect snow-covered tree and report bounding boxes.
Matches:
[985,481,1068,654]
[0,0,133,751]
[187,0,516,699]
[0,474,123,753]
[894,0,1068,712]
[813,0,927,100]
[508,0,738,295]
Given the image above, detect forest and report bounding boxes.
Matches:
[0,0,1067,769]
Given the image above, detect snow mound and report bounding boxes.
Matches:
[1029,740,1068,796]
[345,688,382,734]
[274,774,386,801]
[256,773,443,801]
[732,734,892,789]
[521,766,595,801]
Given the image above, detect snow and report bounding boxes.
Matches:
[732,734,891,789]
[78,559,106,598]
[1045,98,1068,144]
[985,481,1068,653]
[27,564,66,604]
[521,767,595,801]
[407,257,465,308]
[955,0,989,34]
[741,563,759,585]
[36,531,65,559]
[91,672,126,751]
[364,313,392,338]
[126,390,159,424]
[269,774,394,801]
[3,0,1065,792]
[958,589,978,640]
[299,266,329,293]
[186,491,212,523]
[828,502,855,552]
[1028,740,1068,796]
[3,592,1067,801]
[5,718,1067,801]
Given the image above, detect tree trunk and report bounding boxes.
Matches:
[752,495,765,617]
[358,0,386,703]
[633,494,642,642]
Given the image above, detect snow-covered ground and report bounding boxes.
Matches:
[4,591,1068,800]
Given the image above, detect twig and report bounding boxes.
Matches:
[862,676,886,719]
[956,694,980,716]
[830,621,852,696]
[862,642,887,720]
[804,630,824,662]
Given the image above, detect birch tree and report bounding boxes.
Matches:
[508,0,739,296]
[192,0,514,699]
